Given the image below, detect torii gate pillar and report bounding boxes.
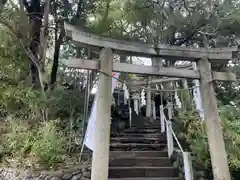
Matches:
[198,58,231,180]
[91,48,112,180]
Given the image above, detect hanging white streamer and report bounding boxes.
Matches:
[123,83,129,104]
[140,89,146,106]
[192,62,204,120]
[174,90,182,109]
[84,72,120,151]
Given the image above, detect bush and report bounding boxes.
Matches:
[31,120,67,167]
[174,104,240,175]
[3,116,36,158]
[0,118,80,169]
[0,85,85,120]
[0,82,86,169]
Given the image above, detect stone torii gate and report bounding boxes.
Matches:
[64,22,237,180]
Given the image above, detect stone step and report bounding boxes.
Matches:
[124,129,161,133]
[108,167,178,178]
[110,143,166,151]
[111,133,165,138]
[131,125,162,129]
[109,178,184,180]
[109,151,168,158]
[109,157,172,167]
[111,137,166,144]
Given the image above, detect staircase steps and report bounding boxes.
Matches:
[110,151,168,158]
[111,137,166,144]
[124,128,161,133]
[108,167,177,178]
[131,125,162,129]
[110,143,166,151]
[108,123,183,179]
[109,157,172,167]
[109,178,184,180]
[111,133,165,138]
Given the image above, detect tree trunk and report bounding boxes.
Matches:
[50,22,65,87]
[39,0,50,66]
[50,40,60,87]
[25,0,43,87]
[0,0,7,9]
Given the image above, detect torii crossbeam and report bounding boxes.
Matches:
[65,22,237,63]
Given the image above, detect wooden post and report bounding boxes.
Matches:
[152,100,156,119]
[166,120,174,158]
[198,58,231,180]
[166,102,174,157]
[181,79,191,111]
[167,102,173,120]
[160,105,165,133]
[129,106,132,128]
[132,92,139,115]
[91,48,113,180]
[183,152,194,180]
[146,76,152,117]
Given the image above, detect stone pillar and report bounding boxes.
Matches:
[198,58,231,180]
[132,92,140,115]
[91,48,113,180]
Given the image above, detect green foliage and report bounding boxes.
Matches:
[174,111,210,169]
[0,4,87,169]
[31,120,67,167]
[0,117,82,169]
[49,87,85,119]
[0,83,85,119]
[221,105,240,169]
[174,104,240,173]
[0,84,85,168]
[2,117,36,159]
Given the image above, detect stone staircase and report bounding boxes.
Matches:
[109,124,184,180]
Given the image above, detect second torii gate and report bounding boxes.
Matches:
[64,22,237,180]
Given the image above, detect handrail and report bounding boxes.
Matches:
[170,126,184,153]
[129,106,132,128]
[160,104,194,180]
[162,106,184,153]
[162,107,184,153]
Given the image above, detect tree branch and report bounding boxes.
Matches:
[22,0,31,12]
[182,0,191,15]
[0,19,49,91]
[0,19,39,67]
[0,0,7,10]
